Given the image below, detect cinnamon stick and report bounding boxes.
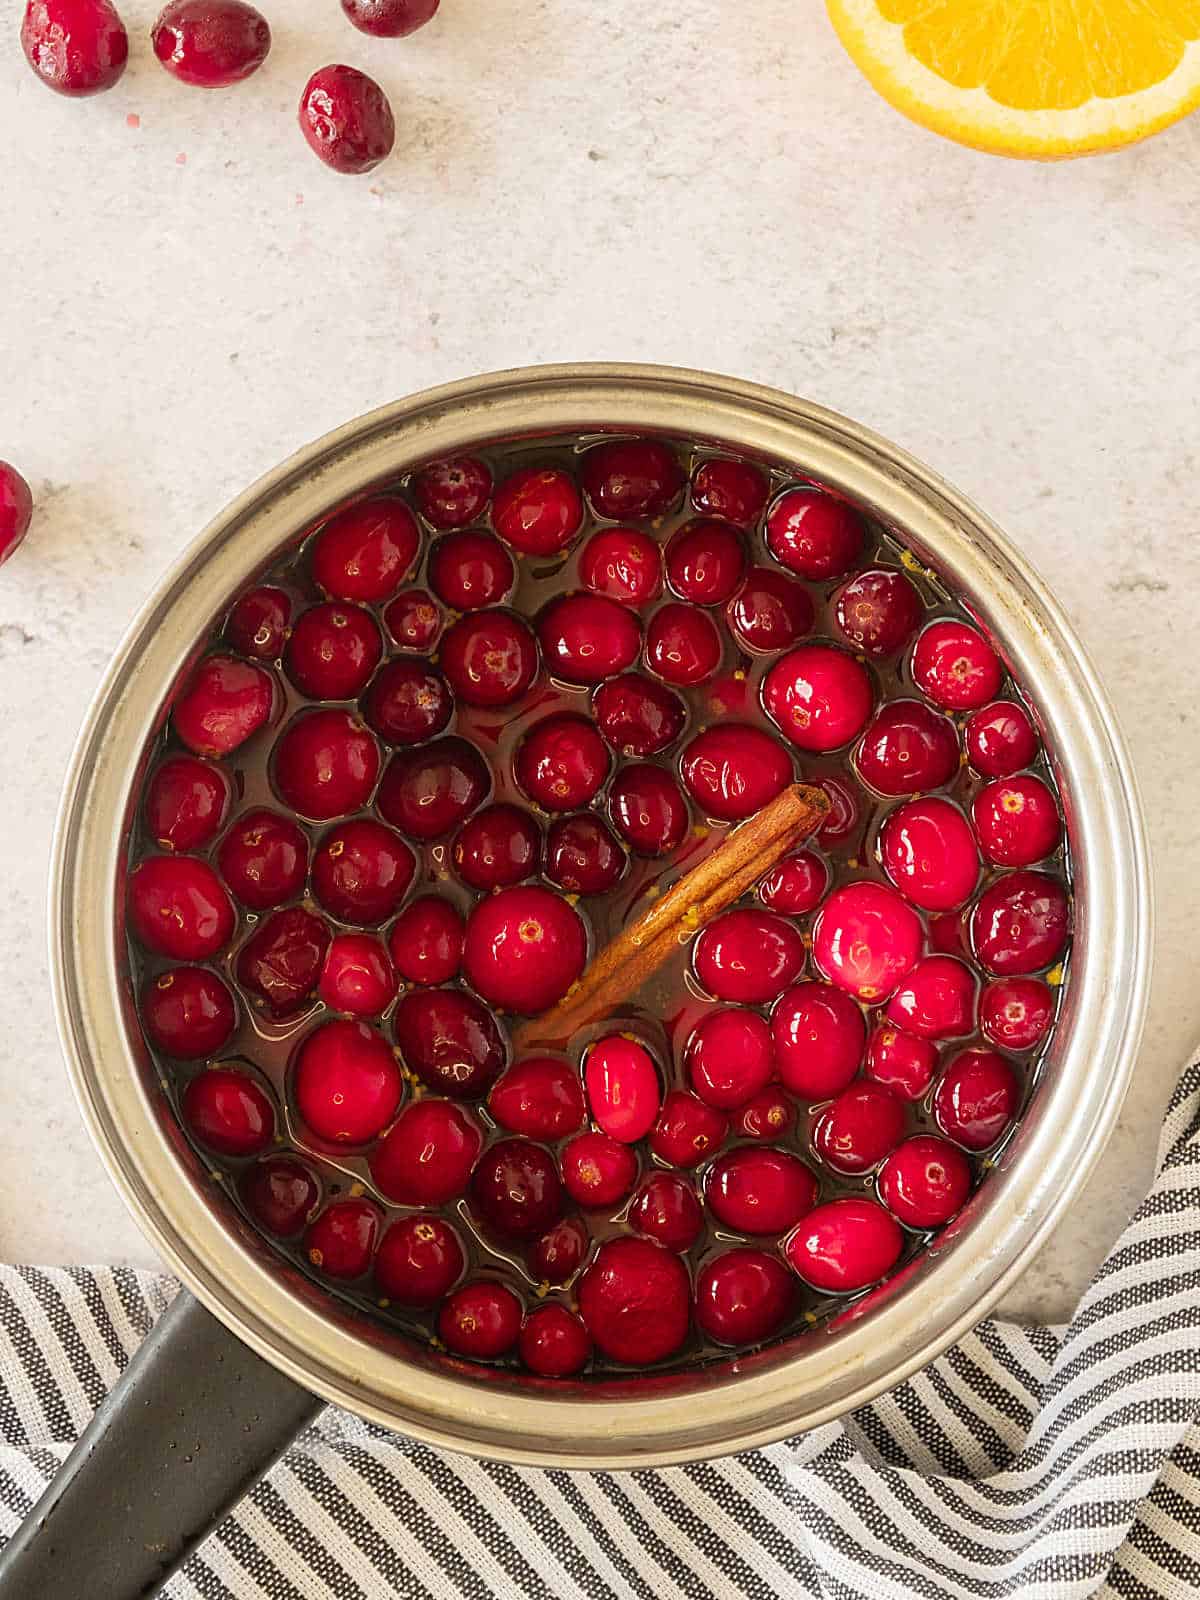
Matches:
[512,781,830,1052]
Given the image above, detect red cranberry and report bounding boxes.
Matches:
[492,467,582,556]
[577,1236,690,1365]
[885,955,976,1040]
[725,567,814,654]
[763,645,873,753]
[695,1248,795,1347]
[644,603,722,686]
[665,519,746,606]
[580,439,683,520]
[732,1086,796,1142]
[385,897,462,989]
[965,700,1039,778]
[292,1018,402,1145]
[649,1090,726,1170]
[361,657,452,746]
[284,603,382,701]
[21,0,128,95]
[377,737,489,839]
[913,620,1002,711]
[758,849,829,916]
[273,710,380,821]
[629,1172,703,1251]
[151,0,269,87]
[680,724,792,822]
[519,1304,591,1377]
[429,531,513,611]
[218,808,308,911]
[560,1131,638,1206]
[311,497,419,602]
[784,1197,903,1292]
[592,673,686,758]
[833,568,923,657]
[765,488,864,580]
[127,856,234,961]
[299,64,395,175]
[452,804,540,891]
[528,1216,587,1283]
[369,1098,482,1204]
[813,1083,907,1174]
[141,966,236,1059]
[305,1198,379,1279]
[174,654,275,757]
[691,458,768,528]
[880,797,979,912]
[856,700,960,796]
[471,1138,564,1240]
[579,527,663,605]
[311,818,414,925]
[439,1281,522,1360]
[705,671,753,719]
[814,777,862,850]
[342,0,437,36]
[685,1009,774,1109]
[584,1035,661,1143]
[375,1215,464,1308]
[384,588,442,651]
[972,776,1061,867]
[707,1147,817,1234]
[692,909,805,1004]
[0,462,33,564]
[392,988,505,1099]
[538,594,641,686]
[934,1048,1020,1149]
[607,763,690,857]
[412,456,491,529]
[771,981,865,1099]
[239,1156,318,1237]
[182,1066,274,1156]
[318,933,396,1017]
[462,885,587,1014]
[970,871,1070,975]
[236,905,329,1016]
[878,1136,971,1229]
[545,813,626,894]
[813,881,923,1002]
[440,609,537,707]
[979,976,1053,1051]
[144,756,229,853]
[226,586,290,660]
[864,1023,938,1100]
[929,909,969,957]
[515,713,610,812]
[490,1055,585,1140]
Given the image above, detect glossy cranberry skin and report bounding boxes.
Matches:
[629,1172,703,1251]
[934,1049,1019,1150]
[127,856,234,961]
[384,588,442,652]
[492,467,582,556]
[965,700,1039,779]
[226,587,290,661]
[584,1036,661,1143]
[733,1086,796,1142]
[886,955,976,1040]
[141,966,236,1059]
[440,609,538,708]
[236,906,329,1016]
[680,725,792,823]
[318,933,396,1017]
[519,1305,592,1376]
[765,488,864,580]
[913,620,1002,711]
[311,498,418,603]
[725,567,814,654]
[471,1138,564,1241]
[392,988,504,1099]
[151,0,269,87]
[387,896,463,985]
[833,568,923,657]
[359,658,449,746]
[377,737,489,839]
[664,520,746,607]
[856,699,960,797]
[692,909,805,1005]
[784,1197,903,1293]
[979,976,1053,1052]
[813,777,862,851]
[369,1098,482,1204]
[864,1023,938,1100]
[813,1083,907,1174]
[305,1198,379,1279]
[299,64,395,176]
[691,458,768,528]
[592,674,686,759]
[649,1090,727,1170]
[311,818,414,925]
[577,1237,690,1366]
[292,1019,402,1145]
[490,1056,585,1140]
[412,456,491,529]
[439,1281,522,1359]
[218,809,308,911]
[607,763,689,857]
[174,654,275,758]
[0,462,33,564]
[970,871,1070,975]
[972,776,1061,867]
[707,1147,817,1234]
[645,603,722,686]
[21,0,128,95]
[239,1157,318,1237]
[696,1248,795,1347]
[538,594,641,686]
[879,1136,972,1229]
[813,881,923,1002]
[528,1216,587,1283]
[929,910,969,958]
[580,439,683,520]
[560,1132,638,1206]
[451,804,539,891]
[763,644,873,754]
[685,1009,774,1109]
[579,528,663,605]
[428,531,513,612]
[375,1215,464,1309]
[462,885,587,1014]
[771,982,865,1099]
[515,714,609,812]
[758,849,829,916]
[273,710,380,821]
[341,0,438,38]
[880,797,979,912]
[182,1067,274,1156]
[144,756,229,853]
[284,603,381,701]
[545,813,626,894]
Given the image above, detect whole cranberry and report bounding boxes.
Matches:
[428,530,513,612]
[311,498,419,602]
[733,1086,796,1142]
[725,567,814,654]
[440,609,538,707]
[141,966,236,1059]
[665,519,746,606]
[439,1281,523,1360]
[491,467,582,556]
[218,808,308,911]
[239,1157,318,1237]
[972,775,1061,867]
[681,724,792,822]
[462,885,587,1014]
[758,849,829,916]
[452,804,540,891]
[580,439,683,520]
[864,1023,938,1100]
[933,1048,1019,1150]
[684,1009,774,1109]
[377,737,489,839]
[471,1138,564,1240]
[375,1215,464,1309]
[545,813,626,894]
[392,987,505,1099]
[970,871,1070,975]
[519,1304,591,1377]
[174,654,275,757]
[856,699,960,797]
[384,588,442,651]
[696,1248,794,1347]
[833,568,923,657]
[528,1216,588,1283]
[272,710,380,821]
[560,1131,638,1206]
[387,896,463,985]
[814,776,862,851]
[226,586,290,660]
[629,1172,703,1251]
[236,905,329,1016]
[304,1198,380,1279]
[369,1098,482,1204]
[144,756,229,853]
[878,1136,972,1229]
[537,594,641,686]
[885,955,976,1040]
[577,1237,690,1365]
[361,656,452,746]
[584,1035,661,1143]
[979,976,1053,1052]
[284,603,382,701]
[644,602,722,686]
[412,456,491,529]
[21,0,128,96]
[489,1055,585,1140]
[0,462,33,565]
[784,1197,903,1293]
[311,818,414,925]
[771,982,865,1099]
[765,488,864,580]
[880,797,979,912]
[515,713,611,812]
[579,527,663,605]
[292,1018,402,1145]
[691,458,768,528]
[965,700,1039,778]
[763,645,873,753]
[341,0,438,37]
[299,64,395,176]
[592,673,686,758]
[182,1066,274,1156]
[812,881,923,1002]
[151,0,269,87]
[912,620,1002,711]
[649,1090,727,1170]
[318,933,397,1017]
[813,1083,907,1174]
[692,909,805,1005]
[607,763,690,857]
[707,1146,817,1234]
[127,856,234,961]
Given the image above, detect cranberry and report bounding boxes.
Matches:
[965,700,1039,778]
[733,1086,797,1142]
[665,520,746,606]
[392,987,505,1098]
[880,797,980,912]
[765,488,864,580]
[492,467,582,556]
[284,603,382,701]
[141,966,236,1059]
[218,808,308,911]
[538,594,641,685]
[979,976,1053,1051]
[784,1197,903,1293]
[684,1009,774,1109]
[515,713,610,812]
[429,531,514,611]
[934,1048,1019,1149]
[856,700,960,797]
[21,0,128,95]
[771,982,865,1099]
[412,456,491,530]
[377,737,489,839]
[629,1172,703,1251]
[885,955,976,1040]
[239,1157,318,1237]
[707,1147,817,1234]
[174,654,275,758]
[304,1198,380,1279]
[462,885,587,1014]
[311,818,414,925]
[151,0,269,86]
[812,881,923,1002]
[725,567,814,654]
[649,1090,726,1170]
[440,609,538,708]
[560,1131,638,1206]
[226,586,290,660]
[814,776,862,850]
[579,528,663,605]
[387,896,463,985]
[529,1216,588,1283]
[438,1281,522,1360]
[929,910,969,958]
[519,1304,591,1377]
[292,1018,402,1145]
[584,1035,661,1143]
[972,775,1061,867]
[580,439,683,520]
[878,1136,971,1229]
[369,1098,482,1204]
[361,657,452,746]
[680,724,792,822]
[127,856,234,961]
[311,500,418,603]
[705,671,753,719]
[384,588,442,652]
[299,64,395,175]
[592,674,686,758]
[758,849,829,916]
[864,1023,938,1100]
[273,710,380,821]
[763,645,873,753]
[813,1083,906,1174]
[607,763,690,857]
[236,906,329,1016]
[545,813,626,894]
[695,1248,795,1348]
[375,1215,464,1309]
[144,756,229,853]
[912,620,1002,711]
[318,933,396,1017]
[0,462,33,565]
[691,458,768,528]
[452,804,540,891]
[471,1138,564,1240]
[577,1236,690,1365]
[489,1055,585,1140]
[644,603,722,686]
[833,568,923,657]
[182,1066,274,1156]
[692,909,805,1004]
[341,0,438,37]
[970,870,1070,975]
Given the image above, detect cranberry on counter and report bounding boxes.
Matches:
[299,64,395,176]
[21,0,128,95]
[0,462,34,565]
[152,0,269,88]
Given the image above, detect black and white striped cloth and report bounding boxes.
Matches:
[3,1059,1200,1600]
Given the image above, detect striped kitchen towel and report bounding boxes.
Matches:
[2,1058,1199,1600]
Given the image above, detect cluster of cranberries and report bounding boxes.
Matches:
[126,430,1071,1377]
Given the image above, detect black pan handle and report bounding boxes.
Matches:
[0,1288,322,1600]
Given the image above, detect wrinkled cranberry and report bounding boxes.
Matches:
[440,609,538,707]
[970,870,1070,975]
[965,700,1039,779]
[318,932,396,1017]
[375,1214,464,1309]
[733,1086,796,1142]
[377,737,489,839]
[560,1131,638,1206]
[880,797,979,912]
[691,458,768,528]
[383,588,442,652]
[218,808,308,910]
[273,710,380,821]
[813,1083,907,1174]
[784,1197,903,1292]
[429,530,514,611]
[763,644,873,753]
[182,1066,274,1156]
[492,467,582,556]
[292,1018,402,1144]
[680,724,792,821]
[489,1056,585,1140]
[757,849,829,916]
[644,602,722,686]
[226,586,290,660]
[369,1098,482,1204]
[236,905,329,1016]
[519,1304,591,1376]
[361,657,452,745]
[812,881,923,1002]
[462,885,587,1014]
[127,856,234,961]
[544,813,626,894]
[299,64,395,175]
[311,818,414,925]
[972,775,1061,867]
[528,1216,588,1283]
[471,1138,564,1241]
[284,603,382,701]
[579,527,663,605]
[833,568,923,657]
[343,0,438,34]
[312,497,419,602]
[151,0,269,87]
[771,982,865,1099]
[592,673,686,758]
[452,804,542,893]
[765,488,864,580]
[607,763,690,857]
[684,1009,774,1109]
[0,462,33,564]
[933,1048,1019,1150]
[878,1136,972,1229]
[515,713,610,812]
[725,567,814,653]
[174,653,275,757]
[885,955,976,1040]
[979,976,1053,1052]
[387,896,463,985]
[629,1172,703,1251]
[305,1198,380,1279]
[580,439,683,520]
[584,1035,661,1143]
[695,1248,795,1346]
[239,1156,318,1237]
[439,1281,523,1359]
[692,909,805,1004]
[141,966,236,1059]
[392,987,505,1099]
[538,594,641,686]
[577,1237,690,1365]
[856,700,960,796]
[707,1146,817,1234]
[864,1023,938,1100]
[912,620,1002,711]
[21,0,128,96]
[649,1090,726,1170]
[412,456,491,530]
[665,519,746,606]
[144,756,229,853]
